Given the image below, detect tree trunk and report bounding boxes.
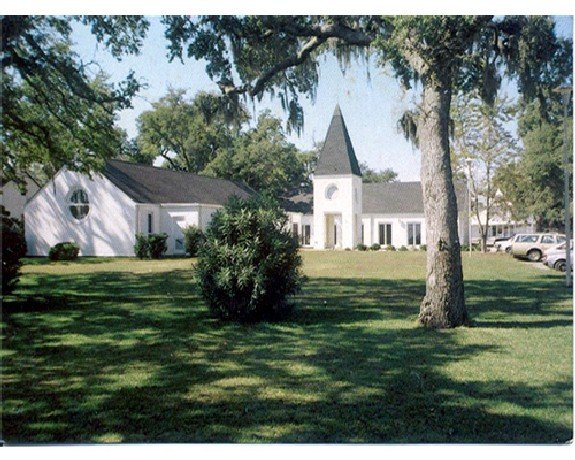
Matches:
[418,78,467,328]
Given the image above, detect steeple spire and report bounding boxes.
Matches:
[315,105,361,176]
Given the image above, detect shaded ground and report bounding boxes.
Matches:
[1,252,572,443]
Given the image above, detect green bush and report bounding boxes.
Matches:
[356,243,367,251]
[460,243,480,252]
[419,244,427,251]
[370,243,381,251]
[386,244,396,251]
[148,233,168,258]
[1,212,27,295]
[134,233,168,259]
[134,234,150,259]
[49,242,80,261]
[183,225,205,257]
[196,195,304,322]
[398,245,408,251]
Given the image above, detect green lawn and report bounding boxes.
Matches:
[1,251,572,443]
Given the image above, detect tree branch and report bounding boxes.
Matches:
[219,21,374,98]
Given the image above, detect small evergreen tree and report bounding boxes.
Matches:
[1,211,27,295]
[183,225,205,257]
[196,195,303,322]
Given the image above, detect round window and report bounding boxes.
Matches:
[68,189,90,220]
[325,184,339,200]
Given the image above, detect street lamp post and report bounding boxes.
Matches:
[554,86,572,288]
[466,158,473,256]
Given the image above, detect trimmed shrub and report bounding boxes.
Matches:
[420,244,427,251]
[196,195,303,322]
[49,242,80,261]
[148,233,168,258]
[134,233,168,259]
[398,245,408,251]
[370,243,381,251]
[356,243,367,251]
[1,213,27,295]
[386,244,396,251]
[461,243,480,252]
[183,225,205,257]
[134,234,150,259]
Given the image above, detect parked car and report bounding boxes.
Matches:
[543,241,573,272]
[496,235,518,253]
[487,235,514,248]
[510,233,566,262]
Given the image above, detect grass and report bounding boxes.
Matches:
[1,251,572,443]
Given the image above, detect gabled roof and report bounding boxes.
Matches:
[363,182,424,214]
[315,105,362,176]
[363,180,467,214]
[281,192,313,214]
[103,159,253,205]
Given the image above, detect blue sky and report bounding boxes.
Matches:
[71,15,573,181]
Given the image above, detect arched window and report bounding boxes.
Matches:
[325,184,339,200]
[68,189,90,220]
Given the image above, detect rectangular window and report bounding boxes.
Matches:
[303,225,311,245]
[292,223,298,238]
[334,225,337,245]
[408,223,421,245]
[378,224,392,245]
[147,213,153,234]
[361,224,364,244]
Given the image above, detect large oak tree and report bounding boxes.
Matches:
[2,15,148,186]
[162,15,571,328]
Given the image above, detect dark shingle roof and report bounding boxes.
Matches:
[363,182,424,214]
[315,105,362,176]
[103,159,253,205]
[281,192,313,214]
[363,180,467,214]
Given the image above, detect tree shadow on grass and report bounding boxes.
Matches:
[2,270,572,443]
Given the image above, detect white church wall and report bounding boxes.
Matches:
[25,169,137,256]
[155,204,222,255]
[361,214,427,248]
[158,205,199,256]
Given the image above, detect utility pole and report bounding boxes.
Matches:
[466,158,473,256]
[554,86,572,288]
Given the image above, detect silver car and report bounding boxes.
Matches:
[543,241,573,272]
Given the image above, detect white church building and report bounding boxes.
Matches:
[24,105,470,257]
[284,105,469,250]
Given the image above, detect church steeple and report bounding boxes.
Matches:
[315,105,362,176]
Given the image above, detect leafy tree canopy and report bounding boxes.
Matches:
[135,89,248,172]
[204,111,309,197]
[450,91,520,250]
[2,15,149,187]
[359,162,398,183]
[495,98,573,231]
